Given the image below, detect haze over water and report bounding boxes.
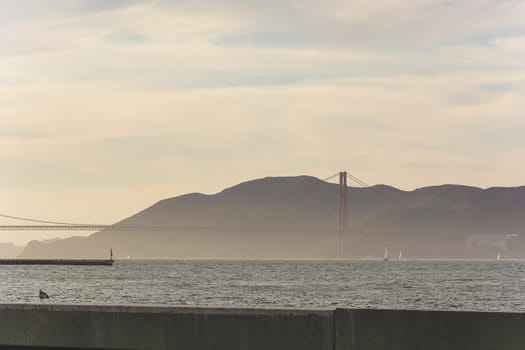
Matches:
[1,260,524,312]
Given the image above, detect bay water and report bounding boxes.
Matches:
[1,260,524,312]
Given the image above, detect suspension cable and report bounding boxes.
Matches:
[347,172,369,187]
[323,172,340,181]
[323,171,370,187]
[0,213,88,226]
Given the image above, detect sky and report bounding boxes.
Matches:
[1,0,525,244]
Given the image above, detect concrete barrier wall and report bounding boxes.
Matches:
[0,304,334,350]
[335,308,525,350]
[1,304,525,350]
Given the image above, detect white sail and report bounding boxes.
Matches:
[384,249,388,261]
[497,252,501,260]
[398,251,402,260]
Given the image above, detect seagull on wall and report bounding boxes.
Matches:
[39,290,49,300]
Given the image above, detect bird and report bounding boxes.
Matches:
[39,290,49,300]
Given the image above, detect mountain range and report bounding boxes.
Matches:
[20,176,525,259]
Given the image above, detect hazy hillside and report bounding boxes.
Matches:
[0,243,24,258]
[20,176,525,259]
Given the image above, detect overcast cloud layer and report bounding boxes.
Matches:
[1,0,525,243]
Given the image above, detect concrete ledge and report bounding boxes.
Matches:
[335,308,525,350]
[0,302,331,316]
[2,304,525,349]
[0,303,334,350]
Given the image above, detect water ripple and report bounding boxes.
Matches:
[1,260,524,311]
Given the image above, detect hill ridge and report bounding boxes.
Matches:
[20,176,525,259]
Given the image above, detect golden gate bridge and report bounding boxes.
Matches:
[0,171,369,258]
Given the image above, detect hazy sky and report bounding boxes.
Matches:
[1,0,525,244]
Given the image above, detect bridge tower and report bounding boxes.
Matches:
[338,171,347,259]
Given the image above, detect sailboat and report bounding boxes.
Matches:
[384,249,389,262]
[497,252,501,261]
[398,251,403,260]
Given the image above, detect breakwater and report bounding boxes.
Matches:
[0,259,113,266]
[0,304,524,349]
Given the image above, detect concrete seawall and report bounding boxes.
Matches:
[0,304,333,350]
[335,308,525,350]
[0,303,524,349]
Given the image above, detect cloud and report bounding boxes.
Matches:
[2,70,524,189]
[1,0,525,237]
[2,0,523,94]
[212,0,525,49]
